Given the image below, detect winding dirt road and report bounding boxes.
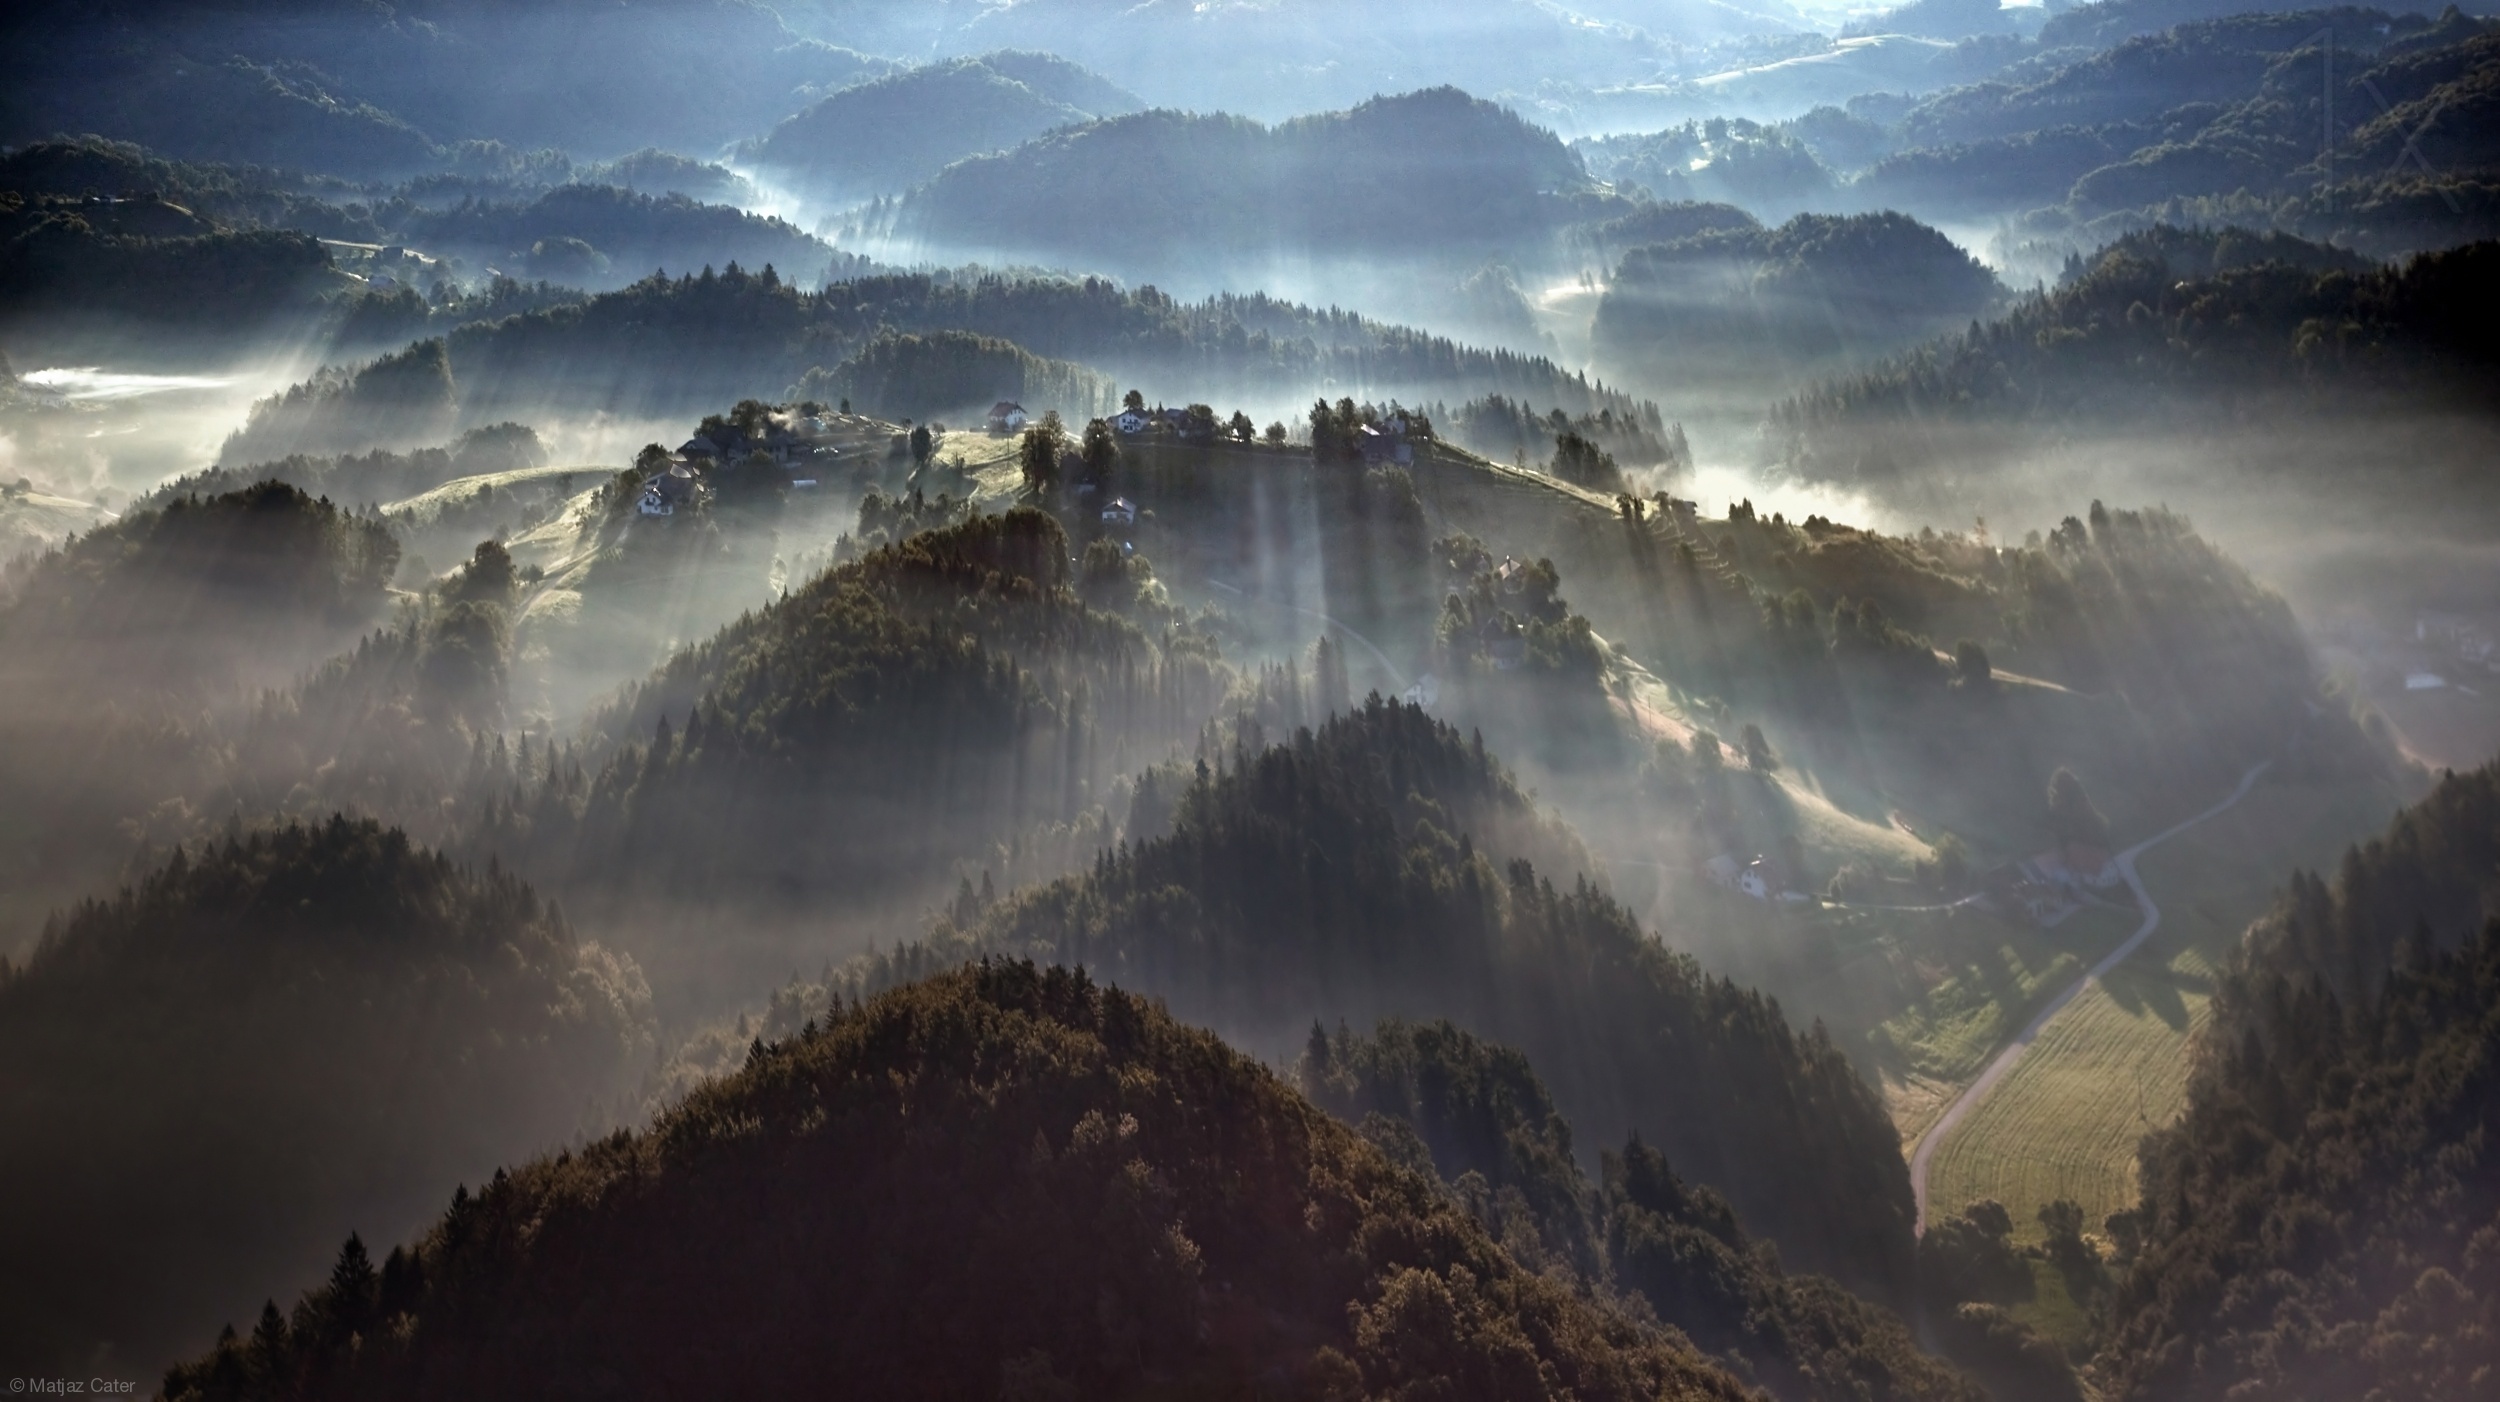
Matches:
[1909,760,2274,1232]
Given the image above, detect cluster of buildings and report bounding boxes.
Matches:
[1981,840,2122,925]
[637,414,847,517]
[1704,853,1809,903]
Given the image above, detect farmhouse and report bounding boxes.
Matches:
[988,401,1029,433]
[1100,496,1138,525]
[1357,424,1413,466]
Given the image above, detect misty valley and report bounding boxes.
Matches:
[4,1,2500,1400]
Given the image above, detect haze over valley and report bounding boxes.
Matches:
[4,1,2500,1398]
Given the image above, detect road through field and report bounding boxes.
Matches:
[1909,759,2274,1232]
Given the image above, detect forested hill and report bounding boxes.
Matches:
[897,88,1594,267]
[2094,761,2500,1400]
[0,817,652,1379]
[161,960,1757,1402]
[857,699,1921,1302]
[464,510,1231,969]
[1767,232,2500,480]
[0,479,398,710]
[1302,1018,1985,1402]
[394,262,1649,429]
[745,53,1142,202]
[1593,210,2004,391]
[0,190,345,344]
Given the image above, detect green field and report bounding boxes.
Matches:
[1918,772,2409,1243]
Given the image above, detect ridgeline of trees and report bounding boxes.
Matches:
[0,189,338,334]
[0,480,402,943]
[852,700,1921,1301]
[1302,1018,1986,1402]
[220,339,460,464]
[0,816,652,1379]
[3,1,894,173]
[429,262,1650,430]
[160,959,1756,1402]
[150,424,548,513]
[223,541,527,839]
[390,184,849,290]
[1548,494,2390,885]
[1593,212,2004,391]
[1882,7,2499,247]
[746,52,1139,201]
[898,87,1594,263]
[464,509,1230,929]
[2093,760,2500,1399]
[1443,393,1690,476]
[793,328,1119,424]
[0,478,398,705]
[1768,233,2500,481]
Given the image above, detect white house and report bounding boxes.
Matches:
[1110,408,1149,435]
[1101,496,1138,525]
[989,401,1029,434]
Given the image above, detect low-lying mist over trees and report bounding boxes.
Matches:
[3,0,2499,1394]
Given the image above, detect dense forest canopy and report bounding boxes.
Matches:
[461,508,1233,1000]
[897,87,1595,266]
[745,51,1141,201]
[1301,1017,1986,1402]
[0,817,651,1379]
[327,262,1655,435]
[5,0,2500,1390]
[160,959,1759,1402]
[1769,232,2500,483]
[1594,210,2005,391]
[2094,761,2500,1400]
[854,700,1921,1301]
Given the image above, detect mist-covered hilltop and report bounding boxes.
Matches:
[162,959,1759,1402]
[745,52,1142,203]
[0,817,651,1379]
[1592,210,2004,393]
[1768,230,2500,485]
[895,87,1595,265]
[2092,761,2500,1400]
[463,508,1233,999]
[847,700,1920,1301]
[0,0,897,172]
[256,263,1650,443]
[1861,6,2500,255]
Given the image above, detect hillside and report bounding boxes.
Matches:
[855,699,1921,1302]
[0,817,652,1378]
[1863,8,2500,252]
[466,509,1233,1003]
[1767,232,2500,486]
[220,340,460,464]
[0,0,895,172]
[301,263,1653,443]
[2093,761,2500,1399]
[391,184,845,292]
[897,88,1596,268]
[160,959,1757,1402]
[0,481,399,946]
[796,327,1119,424]
[1302,1018,1985,1402]
[0,190,347,352]
[1591,210,2004,393]
[746,53,1140,201]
